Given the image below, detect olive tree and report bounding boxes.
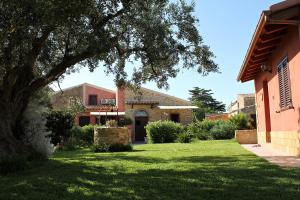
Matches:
[0,0,218,157]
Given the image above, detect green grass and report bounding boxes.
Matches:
[1,140,300,200]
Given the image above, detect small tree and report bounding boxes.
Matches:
[45,110,74,146]
[189,87,226,121]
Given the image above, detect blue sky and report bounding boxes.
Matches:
[52,0,281,107]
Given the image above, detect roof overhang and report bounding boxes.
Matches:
[90,112,126,116]
[158,106,198,110]
[237,1,300,82]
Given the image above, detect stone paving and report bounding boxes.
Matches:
[242,144,300,168]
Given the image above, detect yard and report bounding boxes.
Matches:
[1,140,300,200]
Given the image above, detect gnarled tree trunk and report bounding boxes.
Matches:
[0,92,32,157]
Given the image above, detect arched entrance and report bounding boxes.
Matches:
[134,110,149,141]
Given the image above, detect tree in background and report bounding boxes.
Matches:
[0,0,218,157]
[189,87,226,121]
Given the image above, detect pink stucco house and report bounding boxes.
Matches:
[238,0,300,156]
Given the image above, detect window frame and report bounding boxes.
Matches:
[88,94,98,106]
[277,56,293,110]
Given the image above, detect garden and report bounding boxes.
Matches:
[1,140,300,200]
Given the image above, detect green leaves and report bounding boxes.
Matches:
[0,0,218,95]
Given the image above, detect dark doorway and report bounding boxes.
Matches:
[263,80,271,143]
[134,111,148,142]
[170,113,180,123]
[79,116,90,127]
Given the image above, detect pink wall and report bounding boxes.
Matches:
[255,26,300,132]
[116,87,125,111]
[83,84,115,106]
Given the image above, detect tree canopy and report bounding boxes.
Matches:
[0,0,218,157]
[189,87,226,121]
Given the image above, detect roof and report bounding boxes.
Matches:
[53,82,115,94]
[237,0,300,82]
[125,100,160,105]
[157,106,198,110]
[90,112,125,116]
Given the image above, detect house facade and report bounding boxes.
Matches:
[237,0,300,156]
[52,83,196,142]
[228,94,256,117]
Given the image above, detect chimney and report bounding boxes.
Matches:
[116,87,125,112]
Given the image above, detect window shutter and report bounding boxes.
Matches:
[277,56,292,109]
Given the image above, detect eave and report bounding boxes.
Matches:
[237,1,300,83]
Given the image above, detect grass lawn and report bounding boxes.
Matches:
[1,140,300,200]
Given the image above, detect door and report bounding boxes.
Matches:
[135,117,149,141]
[134,110,149,142]
[263,80,271,143]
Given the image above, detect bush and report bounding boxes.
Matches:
[210,121,236,140]
[187,120,218,140]
[146,120,184,143]
[118,117,133,126]
[176,132,192,143]
[91,143,132,152]
[229,113,249,130]
[106,120,118,127]
[45,110,74,145]
[70,125,95,146]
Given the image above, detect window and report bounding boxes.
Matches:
[79,116,90,127]
[277,56,292,109]
[88,95,97,105]
[170,114,180,123]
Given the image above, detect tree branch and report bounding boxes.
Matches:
[27,28,53,69]
[28,50,94,91]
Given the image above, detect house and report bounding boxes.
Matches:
[228,94,256,117]
[237,0,300,156]
[51,83,197,142]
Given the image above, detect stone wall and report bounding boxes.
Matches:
[125,87,191,106]
[258,131,300,156]
[51,85,83,109]
[235,130,257,144]
[94,127,131,145]
[125,104,193,125]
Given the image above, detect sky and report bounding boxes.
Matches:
[51,0,281,108]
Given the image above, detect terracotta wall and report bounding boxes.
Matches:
[84,85,115,106]
[254,26,300,132]
[116,87,125,111]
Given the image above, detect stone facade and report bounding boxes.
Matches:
[125,87,191,106]
[228,94,256,116]
[258,131,300,156]
[124,88,193,142]
[235,130,257,144]
[52,84,83,110]
[94,127,131,145]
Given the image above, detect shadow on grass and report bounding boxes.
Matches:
[1,151,300,200]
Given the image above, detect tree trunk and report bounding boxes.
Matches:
[0,95,32,157]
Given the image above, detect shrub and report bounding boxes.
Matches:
[187,120,218,140]
[176,132,192,143]
[229,113,249,130]
[210,121,236,140]
[146,120,184,143]
[81,125,95,145]
[118,117,133,126]
[91,143,132,152]
[106,120,118,127]
[45,110,74,145]
[70,125,95,146]
[109,144,133,152]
